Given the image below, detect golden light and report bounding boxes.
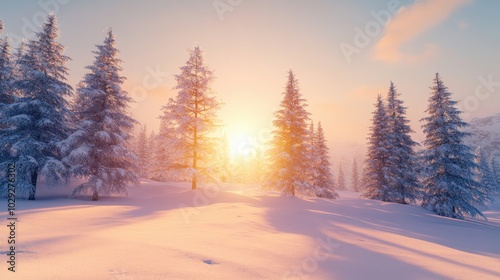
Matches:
[226,126,260,161]
[229,135,257,159]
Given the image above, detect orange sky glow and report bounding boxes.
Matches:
[2,0,499,162]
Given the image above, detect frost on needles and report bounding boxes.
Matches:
[420,74,489,220]
[363,82,421,204]
[0,15,73,199]
[60,30,138,201]
[159,46,222,189]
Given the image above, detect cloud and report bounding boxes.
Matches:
[374,0,472,63]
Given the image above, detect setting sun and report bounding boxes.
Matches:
[229,135,255,159]
[226,126,261,160]
[1,1,500,280]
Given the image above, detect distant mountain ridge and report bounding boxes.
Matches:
[466,113,500,174]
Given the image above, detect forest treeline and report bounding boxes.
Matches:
[0,15,498,219]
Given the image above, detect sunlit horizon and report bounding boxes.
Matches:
[1,2,500,279]
[1,0,499,162]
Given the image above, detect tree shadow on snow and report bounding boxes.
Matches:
[252,193,500,279]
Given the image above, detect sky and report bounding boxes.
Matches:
[1,0,500,159]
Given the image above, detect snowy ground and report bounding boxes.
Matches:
[1,180,500,280]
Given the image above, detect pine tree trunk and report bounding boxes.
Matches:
[192,174,197,190]
[192,148,197,190]
[28,170,37,200]
[192,90,198,190]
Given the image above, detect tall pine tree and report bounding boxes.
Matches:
[134,124,149,178]
[312,122,338,198]
[146,129,156,179]
[11,41,26,81]
[0,35,16,194]
[476,147,498,197]
[363,95,391,200]
[421,73,488,219]
[61,30,137,201]
[385,82,421,204]
[152,113,182,181]
[264,70,315,196]
[0,38,14,113]
[161,46,221,189]
[0,15,72,199]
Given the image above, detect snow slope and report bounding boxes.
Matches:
[1,180,500,280]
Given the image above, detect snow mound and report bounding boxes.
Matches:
[1,180,499,279]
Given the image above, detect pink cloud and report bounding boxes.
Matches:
[374,0,472,63]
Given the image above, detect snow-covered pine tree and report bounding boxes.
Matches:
[308,121,317,185]
[135,124,149,178]
[146,129,156,179]
[0,36,15,193]
[385,82,421,204]
[60,30,138,201]
[336,162,346,191]
[421,73,488,219]
[360,160,367,189]
[351,157,360,192]
[151,116,175,181]
[362,95,391,200]
[476,147,497,197]
[0,15,72,199]
[0,38,14,112]
[0,38,27,190]
[161,46,221,189]
[312,122,338,198]
[263,70,314,196]
[11,41,26,81]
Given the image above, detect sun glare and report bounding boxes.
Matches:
[229,136,254,158]
[228,131,259,160]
